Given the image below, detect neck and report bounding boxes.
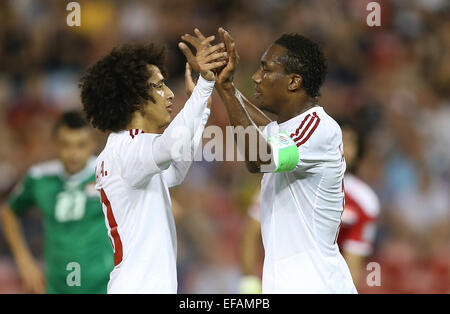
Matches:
[126,112,160,134]
[277,94,318,124]
[64,160,88,176]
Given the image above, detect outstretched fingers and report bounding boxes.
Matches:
[199,43,226,58]
[194,28,207,41]
[178,42,195,61]
[204,51,228,63]
[197,38,227,70]
[180,28,207,50]
[199,35,216,50]
[203,60,228,71]
[184,63,195,96]
[181,34,201,50]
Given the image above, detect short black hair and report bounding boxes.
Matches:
[275,34,327,98]
[79,43,167,132]
[53,110,89,135]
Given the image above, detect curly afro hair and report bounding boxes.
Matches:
[275,34,327,98]
[79,43,167,132]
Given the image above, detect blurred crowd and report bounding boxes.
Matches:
[0,0,449,293]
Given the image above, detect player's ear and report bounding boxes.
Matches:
[287,74,302,92]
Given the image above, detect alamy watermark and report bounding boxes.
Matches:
[367,2,381,27]
[66,2,81,27]
[66,2,381,28]
[366,262,381,287]
[166,123,275,171]
[66,262,81,287]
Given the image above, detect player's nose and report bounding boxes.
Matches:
[165,85,174,100]
[252,70,262,84]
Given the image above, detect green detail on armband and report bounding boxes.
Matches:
[267,131,299,172]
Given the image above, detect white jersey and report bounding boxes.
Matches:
[260,106,357,293]
[95,77,214,293]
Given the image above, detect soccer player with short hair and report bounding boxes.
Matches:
[237,121,380,292]
[79,39,226,293]
[181,28,356,293]
[1,111,113,293]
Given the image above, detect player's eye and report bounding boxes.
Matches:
[150,82,165,89]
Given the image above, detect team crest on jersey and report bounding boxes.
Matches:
[278,134,290,145]
[85,182,99,198]
[270,131,296,149]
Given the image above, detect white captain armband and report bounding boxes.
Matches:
[267,131,299,172]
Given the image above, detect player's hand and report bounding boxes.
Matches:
[185,62,212,108]
[217,27,239,86]
[179,35,227,81]
[180,29,206,74]
[180,28,227,74]
[17,255,45,294]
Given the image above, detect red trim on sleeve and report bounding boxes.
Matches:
[290,114,311,138]
[290,112,321,147]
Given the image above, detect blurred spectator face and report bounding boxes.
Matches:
[55,126,95,175]
[144,64,174,128]
[342,126,358,170]
[252,44,289,114]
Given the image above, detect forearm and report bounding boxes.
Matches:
[216,83,254,128]
[1,206,34,262]
[216,83,272,172]
[239,93,272,127]
[153,76,214,168]
[191,107,210,156]
[162,108,210,187]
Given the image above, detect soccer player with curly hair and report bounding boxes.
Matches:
[181,28,356,293]
[79,37,227,293]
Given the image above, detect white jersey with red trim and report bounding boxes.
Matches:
[94,76,214,293]
[260,106,356,293]
[338,174,379,257]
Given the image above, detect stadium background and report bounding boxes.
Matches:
[0,0,449,293]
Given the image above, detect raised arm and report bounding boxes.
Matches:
[180,28,272,127]
[162,64,211,188]
[179,28,273,172]
[215,28,274,172]
[121,38,227,188]
[152,37,226,169]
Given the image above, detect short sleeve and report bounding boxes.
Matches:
[286,112,340,173]
[262,121,279,139]
[8,173,36,215]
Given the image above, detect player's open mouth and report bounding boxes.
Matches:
[166,104,173,113]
